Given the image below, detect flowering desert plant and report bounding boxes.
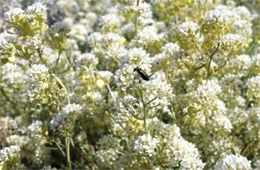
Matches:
[0,0,259,169]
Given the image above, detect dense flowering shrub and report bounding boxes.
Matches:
[0,0,259,169]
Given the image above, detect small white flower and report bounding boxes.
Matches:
[232,6,252,21]
[50,112,69,131]
[4,8,24,22]
[205,9,230,25]
[251,54,260,73]
[126,47,151,70]
[152,53,167,65]
[232,20,252,36]
[49,104,81,132]
[134,134,159,157]
[197,79,222,98]
[26,3,47,15]
[6,135,28,147]
[178,21,199,36]
[1,63,26,85]
[130,26,161,47]
[0,145,20,162]
[247,76,260,102]
[86,12,98,25]
[70,24,88,42]
[100,14,120,30]
[161,43,180,56]
[27,120,43,138]
[229,54,251,75]
[76,53,98,67]
[221,33,245,48]
[27,64,49,82]
[212,114,233,132]
[88,32,104,49]
[104,33,121,44]
[96,148,120,168]
[63,103,82,115]
[98,71,113,83]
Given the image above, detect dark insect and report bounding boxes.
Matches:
[134,67,150,81]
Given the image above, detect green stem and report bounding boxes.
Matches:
[106,84,116,102]
[52,74,70,104]
[37,48,46,65]
[144,103,146,131]
[192,39,204,57]
[206,42,220,80]
[145,97,157,105]
[0,87,15,105]
[138,87,147,131]
[55,44,61,66]
[0,87,20,114]
[65,137,72,170]
[55,62,74,74]
[244,142,259,157]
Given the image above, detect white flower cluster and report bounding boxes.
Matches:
[247,76,260,103]
[0,0,259,169]
[75,53,98,67]
[205,9,230,25]
[221,33,245,49]
[142,71,174,113]
[177,21,199,37]
[50,112,69,131]
[115,47,152,90]
[26,3,47,16]
[0,145,20,162]
[6,134,28,147]
[251,54,260,74]
[0,63,26,88]
[126,47,151,68]
[220,74,245,107]
[133,134,159,157]
[4,2,47,34]
[96,135,122,167]
[27,120,43,139]
[26,64,50,101]
[63,103,82,115]
[50,103,82,133]
[130,26,162,47]
[152,42,180,65]
[99,14,121,32]
[232,19,252,36]
[98,71,113,83]
[0,33,17,62]
[228,54,252,76]
[27,64,49,82]
[4,8,24,22]
[148,119,206,169]
[215,154,252,170]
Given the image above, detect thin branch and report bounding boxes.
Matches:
[55,44,62,66]
[206,42,220,79]
[106,83,116,102]
[55,62,74,74]
[65,137,72,170]
[52,74,70,104]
